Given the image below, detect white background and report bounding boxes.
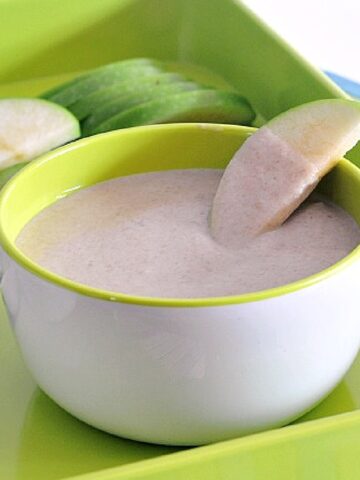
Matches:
[243,0,360,82]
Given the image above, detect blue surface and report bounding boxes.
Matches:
[326,71,360,99]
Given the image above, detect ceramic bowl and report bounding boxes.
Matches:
[1,123,360,446]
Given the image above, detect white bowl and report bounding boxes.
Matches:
[1,124,359,445]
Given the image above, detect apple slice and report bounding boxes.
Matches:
[69,73,185,121]
[82,81,207,136]
[88,90,255,135]
[211,99,360,247]
[42,58,163,108]
[0,98,80,169]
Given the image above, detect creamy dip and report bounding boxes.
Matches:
[16,169,360,298]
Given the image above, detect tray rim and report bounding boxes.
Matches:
[65,410,360,479]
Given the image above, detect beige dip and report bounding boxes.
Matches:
[16,169,360,298]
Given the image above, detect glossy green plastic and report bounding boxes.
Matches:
[1,0,360,479]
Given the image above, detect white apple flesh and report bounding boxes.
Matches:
[211,99,360,247]
[0,98,80,169]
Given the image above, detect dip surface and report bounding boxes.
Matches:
[16,169,360,298]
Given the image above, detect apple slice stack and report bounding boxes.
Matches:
[41,57,255,137]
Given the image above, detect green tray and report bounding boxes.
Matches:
[1,1,360,479]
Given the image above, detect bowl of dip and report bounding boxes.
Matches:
[1,123,360,446]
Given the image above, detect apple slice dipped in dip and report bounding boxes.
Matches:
[211,99,360,247]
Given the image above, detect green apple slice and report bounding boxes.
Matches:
[82,81,208,136]
[211,99,360,247]
[69,73,186,121]
[41,58,160,100]
[0,98,80,169]
[88,90,255,136]
[41,58,163,107]
[0,161,29,189]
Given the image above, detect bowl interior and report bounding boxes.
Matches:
[1,123,360,306]
[0,124,254,242]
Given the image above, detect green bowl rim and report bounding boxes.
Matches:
[1,123,360,308]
